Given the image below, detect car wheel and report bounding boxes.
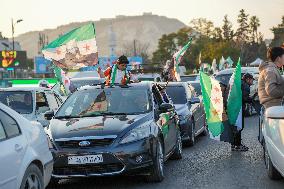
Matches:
[201,123,208,136]
[264,141,282,180]
[20,164,44,189]
[171,129,183,160]
[145,139,164,182]
[184,120,195,146]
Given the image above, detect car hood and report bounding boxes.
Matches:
[49,113,152,140]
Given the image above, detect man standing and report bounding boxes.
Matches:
[98,55,131,86]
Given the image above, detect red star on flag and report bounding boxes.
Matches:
[96,104,102,110]
[212,97,221,104]
[214,86,220,92]
[212,109,220,116]
[84,44,90,51]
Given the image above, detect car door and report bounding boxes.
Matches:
[187,85,201,130]
[152,85,176,154]
[0,109,27,189]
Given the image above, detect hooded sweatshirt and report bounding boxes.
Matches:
[258,61,284,109]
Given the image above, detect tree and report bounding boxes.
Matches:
[121,40,151,64]
[236,9,250,42]
[212,27,223,41]
[249,16,260,43]
[271,15,284,47]
[222,15,233,40]
[190,18,214,38]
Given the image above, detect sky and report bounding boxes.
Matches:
[0,0,283,39]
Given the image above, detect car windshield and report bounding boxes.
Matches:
[215,74,232,86]
[180,76,197,82]
[0,91,33,114]
[55,88,152,118]
[165,86,187,104]
[190,83,201,96]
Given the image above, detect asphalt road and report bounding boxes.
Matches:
[48,116,284,189]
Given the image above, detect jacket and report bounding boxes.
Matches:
[258,61,284,109]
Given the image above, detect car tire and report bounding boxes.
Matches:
[201,124,208,136]
[264,141,282,180]
[171,129,183,160]
[145,139,164,182]
[184,120,195,146]
[20,164,44,189]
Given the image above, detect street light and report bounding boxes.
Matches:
[11,18,23,52]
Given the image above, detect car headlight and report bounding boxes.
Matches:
[120,124,151,144]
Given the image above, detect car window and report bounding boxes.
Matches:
[165,86,187,104]
[45,92,59,110]
[56,88,152,117]
[0,122,6,141]
[0,91,33,114]
[0,110,20,138]
[190,83,202,96]
[36,92,50,113]
[54,94,63,106]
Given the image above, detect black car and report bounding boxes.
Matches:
[45,82,182,183]
[161,82,207,146]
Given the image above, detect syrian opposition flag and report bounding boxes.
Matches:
[227,59,242,130]
[200,72,224,139]
[53,65,71,95]
[42,23,98,70]
[173,38,192,81]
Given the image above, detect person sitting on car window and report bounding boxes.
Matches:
[97,55,131,86]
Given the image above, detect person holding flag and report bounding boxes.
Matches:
[98,55,131,86]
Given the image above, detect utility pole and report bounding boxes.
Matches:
[133,39,137,56]
[11,18,23,52]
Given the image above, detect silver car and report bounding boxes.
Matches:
[0,87,63,127]
[262,106,284,180]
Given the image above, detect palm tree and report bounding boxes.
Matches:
[250,16,260,43]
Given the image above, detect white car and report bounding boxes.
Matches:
[262,106,284,180]
[0,87,64,127]
[0,103,53,189]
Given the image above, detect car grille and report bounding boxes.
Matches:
[56,138,114,148]
[53,163,124,176]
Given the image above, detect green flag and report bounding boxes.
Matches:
[200,72,224,138]
[227,58,242,130]
[42,23,98,70]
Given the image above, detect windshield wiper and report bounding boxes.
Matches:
[54,115,81,119]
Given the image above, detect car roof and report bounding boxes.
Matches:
[187,81,201,85]
[78,82,154,91]
[181,74,199,77]
[70,77,103,81]
[159,82,187,87]
[215,67,259,76]
[0,87,52,92]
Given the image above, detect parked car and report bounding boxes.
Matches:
[0,87,64,127]
[45,82,182,183]
[262,106,284,180]
[136,73,161,82]
[161,82,207,146]
[180,74,200,82]
[0,102,53,189]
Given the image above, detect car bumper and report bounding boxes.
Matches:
[51,137,157,178]
[43,159,54,188]
[179,120,191,141]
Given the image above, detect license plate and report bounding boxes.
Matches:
[68,154,103,165]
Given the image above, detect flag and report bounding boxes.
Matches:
[53,65,70,95]
[227,58,242,130]
[173,38,192,81]
[212,58,217,73]
[226,56,234,68]
[42,23,98,70]
[200,72,224,139]
[219,56,225,70]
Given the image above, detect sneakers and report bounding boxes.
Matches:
[231,144,249,151]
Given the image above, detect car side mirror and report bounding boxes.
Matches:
[44,110,54,120]
[265,106,284,119]
[159,103,174,113]
[189,97,200,104]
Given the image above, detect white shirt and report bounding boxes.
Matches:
[114,69,125,83]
